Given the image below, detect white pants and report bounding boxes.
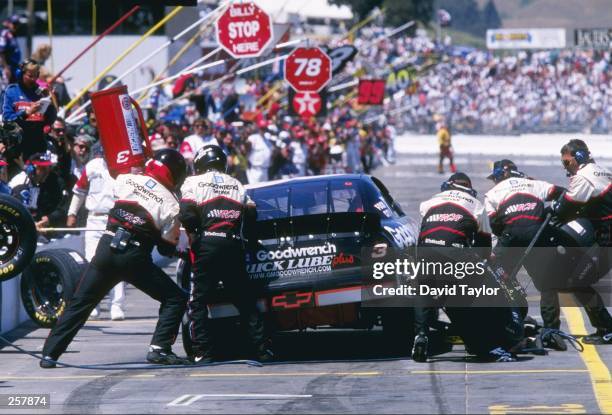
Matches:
[246,166,269,184]
[86,214,125,308]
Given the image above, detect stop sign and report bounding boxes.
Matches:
[216,2,273,59]
[284,47,332,92]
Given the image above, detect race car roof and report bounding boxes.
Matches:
[245,174,369,190]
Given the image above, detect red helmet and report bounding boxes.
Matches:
[145,149,187,190]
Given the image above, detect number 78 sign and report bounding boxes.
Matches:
[284,47,332,92]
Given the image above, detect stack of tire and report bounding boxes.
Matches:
[20,249,87,327]
[0,194,37,282]
[0,193,86,328]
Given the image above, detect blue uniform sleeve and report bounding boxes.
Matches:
[2,85,25,121]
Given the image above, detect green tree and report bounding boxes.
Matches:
[437,0,482,36]
[482,0,502,30]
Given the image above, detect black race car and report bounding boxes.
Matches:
[178,174,419,352]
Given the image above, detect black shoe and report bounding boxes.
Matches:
[39,356,56,369]
[190,353,215,364]
[146,348,191,365]
[582,330,612,345]
[540,329,568,351]
[523,315,541,337]
[411,334,428,363]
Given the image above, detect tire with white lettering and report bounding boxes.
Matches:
[20,249,87,328]
[178,258,194,357]
[0,193,37,282]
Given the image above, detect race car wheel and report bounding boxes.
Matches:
[0,193,37,282]
[382,308,415,354]
[177,258,194,357]
[20,249,87,328]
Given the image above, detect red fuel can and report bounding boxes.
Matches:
[90,85,152,178]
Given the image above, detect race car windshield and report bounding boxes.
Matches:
[249,180,365,220]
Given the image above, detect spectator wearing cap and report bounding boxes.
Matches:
[0,15,22,84]
[9,152,63,230]
[2,59,57,161]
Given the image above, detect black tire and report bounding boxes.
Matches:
[0,193,37,282]
[382,307,415,355]
[177,258,194,357]
[20,249,87,328]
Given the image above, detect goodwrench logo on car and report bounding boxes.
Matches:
[247,242,338,279]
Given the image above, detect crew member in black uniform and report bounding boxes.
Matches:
[415,173,522,362]
[553,139,612,344]
[40,149,189,367]
[484,159,568,350]
[179,145,271,363]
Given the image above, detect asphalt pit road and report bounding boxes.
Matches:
[206,328,413,362]
[168,393,313,406]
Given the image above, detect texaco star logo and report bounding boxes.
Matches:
[293,91,322,117]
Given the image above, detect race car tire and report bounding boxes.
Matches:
[382,308,415,354]
[177,258,194,357]
[0,193,37,282]
[20,249,87,328]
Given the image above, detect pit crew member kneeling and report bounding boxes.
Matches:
[485,159,568,351]
[40,149,190,368]
[416,173,523,362]
[179,145,272,363]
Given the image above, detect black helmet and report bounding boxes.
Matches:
[193,145,227,174]
[487,159,523,183]
[441,172,477,197]
[151,148,187,188]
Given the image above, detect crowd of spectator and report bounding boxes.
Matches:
[1,12,612,235]
[349,26,612,134]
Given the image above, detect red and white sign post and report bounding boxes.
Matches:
[284,47,332,92]
[216,2,273,59]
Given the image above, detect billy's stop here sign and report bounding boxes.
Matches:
[216,2,273,59]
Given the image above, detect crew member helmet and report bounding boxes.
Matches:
[193,145,227,174]
[487,159,523,183]
[146,149,187,189]
[441,172,477,197]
